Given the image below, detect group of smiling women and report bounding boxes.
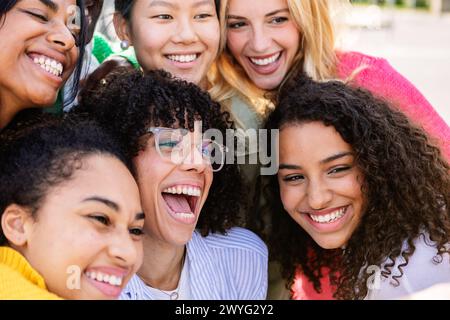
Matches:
[0,0,449,300]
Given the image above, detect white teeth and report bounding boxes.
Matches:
[250,52,281,66]
[309,207,347,224]
[85,271,124,287]
[167,54,197,63]
[31,55,63,77]
[163,185,201,197]
[173,212,195,219]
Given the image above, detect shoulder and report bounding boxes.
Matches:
[386,233,450,277]
[0,264,61,300]
[336,50,401,83]
[337,51,391,73]
[194,227,268,258]
[367,233,450,299]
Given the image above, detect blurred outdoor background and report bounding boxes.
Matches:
[95,0,450,124]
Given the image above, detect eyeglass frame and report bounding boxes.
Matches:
[146,127,228,172]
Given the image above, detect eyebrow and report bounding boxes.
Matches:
[228,8,289,20]
[193,0,215,8]
[135,213,146,220]
[279,152,354,170]
[39,0,58,12]
[82,197,120,212]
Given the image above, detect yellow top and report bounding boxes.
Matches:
[0,246,62,300]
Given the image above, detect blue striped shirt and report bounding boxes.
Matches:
[121,227,268,300]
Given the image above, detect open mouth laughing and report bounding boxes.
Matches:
[161,184,202,224]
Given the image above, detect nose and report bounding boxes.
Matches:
[306,178,333,210]
[172,17,199,44]
[179,144,209,173]
[47,21,77,51]
[250,25,272,53]
[107,230,140,268]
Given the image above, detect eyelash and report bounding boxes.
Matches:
[89,215,144,237]
[129,228,144,237]
[195,13,213,19]
[328,166,351,175]
[89,214,110,226]
[26,11,49,22]
[282,166,352,182]
[270,16,288,24]
[283,175,304,182]
[228,21,246,29]
[152,14,172,20]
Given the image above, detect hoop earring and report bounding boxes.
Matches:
[120,40,130,50]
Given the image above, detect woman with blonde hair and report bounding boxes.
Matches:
[210,0,450,158]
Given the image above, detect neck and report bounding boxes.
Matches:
[137,236,186,291]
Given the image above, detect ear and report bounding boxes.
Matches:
[113,12,133,45]
[1,204,33,247]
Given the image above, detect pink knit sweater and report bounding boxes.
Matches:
[337,51,450,159]
[291,51,450,300]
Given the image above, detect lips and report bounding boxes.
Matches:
[166,54,199,63]
[303,205,352,233]
[249,52,281,66]
[84,267,128,298]
[246,51,283,75]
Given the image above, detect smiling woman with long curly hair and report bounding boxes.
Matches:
[260,73,450,300]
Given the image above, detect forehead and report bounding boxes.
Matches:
[279,122,352,160]
[228,0,288,14]
[44,155,139,208]
[139,0,216,9]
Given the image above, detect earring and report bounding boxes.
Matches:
[120,39,130,50]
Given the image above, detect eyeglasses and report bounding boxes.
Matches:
[147,127,228,172]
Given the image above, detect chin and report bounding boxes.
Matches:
[253,78,282,91]
[313,236,346,250]
[32,96,58,108]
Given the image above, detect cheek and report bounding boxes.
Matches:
[279,26,300,55]
[279,183,299,213]
[67,47,79,73]
[201,23,220,50]
[227,32,245,57]
[204,170,214,193]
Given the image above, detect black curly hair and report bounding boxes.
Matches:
[75,67,243,236]
[260,73,450,300]
[0,113,130,246]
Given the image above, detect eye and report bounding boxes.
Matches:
[283,174,305,182]
[228,21,246,29]
[328,166,351,175]
[89,214,110,226]
[270,16,288,24]
[25,10,49,22]
[129,228,144,237]
[159,140,180,149]
[194,13,213,19]
[152,14,173,20]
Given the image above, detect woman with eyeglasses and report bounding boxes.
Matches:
[0,0,87,130]
[75,67,268,300]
